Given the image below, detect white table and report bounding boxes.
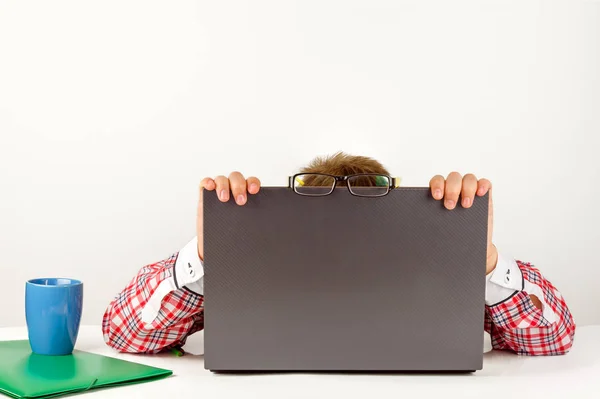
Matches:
[1,326,599,399]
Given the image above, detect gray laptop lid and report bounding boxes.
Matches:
[203,187,488,371]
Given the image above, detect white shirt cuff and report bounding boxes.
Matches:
[140,238,204,325]
[484,252,557,323]
[173,236,204,295]
[485,251,523,306]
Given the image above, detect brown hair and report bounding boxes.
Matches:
[300,152,390,186]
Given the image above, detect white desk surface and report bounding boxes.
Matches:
[1,325,599,399]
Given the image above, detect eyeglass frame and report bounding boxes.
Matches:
[288,173,401,197]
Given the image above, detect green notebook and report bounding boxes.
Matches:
[0,340,172,399]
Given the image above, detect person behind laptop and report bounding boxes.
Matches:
[102,152,575,356]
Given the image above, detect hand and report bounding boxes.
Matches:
[196,172,261,260]
[429,172,497,274]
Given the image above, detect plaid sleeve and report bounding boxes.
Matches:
[484,260,575,355]
[102,253,204,354]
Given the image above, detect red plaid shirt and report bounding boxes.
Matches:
[102,253,575,356]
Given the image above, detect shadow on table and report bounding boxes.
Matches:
[476,336,598,377]
[209,344,597,378]
[189,328,599,378]
[210,369,477,377]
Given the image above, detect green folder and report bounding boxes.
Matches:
[0,340,172,399]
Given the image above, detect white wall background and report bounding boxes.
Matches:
[0,0,598,328]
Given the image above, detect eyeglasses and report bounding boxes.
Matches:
[289,173,400,197]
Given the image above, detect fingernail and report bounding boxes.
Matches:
[220,190,227,200]
[434,189,442,199]
[445,200,455,209]
[463,197,471,207]
[237,194,246,205]
[478,188,485,195]
[250,183,258,192]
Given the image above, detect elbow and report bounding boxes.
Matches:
[550,332,574,356]
[552,303,577,355]
[101,304,124,352]
[552,316,576,355]
[510,311,576,356]
[534,314,576,356]
[101,303,144,354]
[101,301,167,354]
[556,341,574,355]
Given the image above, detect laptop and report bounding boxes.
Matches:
[203,187,488,371]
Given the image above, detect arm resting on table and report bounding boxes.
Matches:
[102,239,205,354]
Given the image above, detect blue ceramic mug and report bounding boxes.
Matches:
[25,278,83,356]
